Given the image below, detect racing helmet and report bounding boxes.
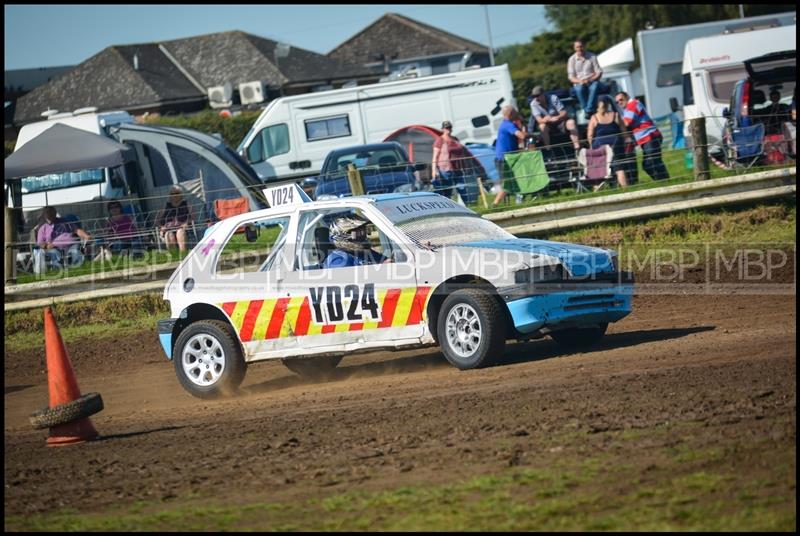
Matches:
[329,216,370,252]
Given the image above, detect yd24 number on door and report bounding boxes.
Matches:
[309,284,381,324]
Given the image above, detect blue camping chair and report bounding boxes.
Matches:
[731,123,765,163]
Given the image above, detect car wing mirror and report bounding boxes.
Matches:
[722,107,730,118]
[245,225,259,242]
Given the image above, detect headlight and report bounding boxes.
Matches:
[514,264,562,284]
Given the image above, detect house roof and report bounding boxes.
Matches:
[328,12,489,66]
[14,44,204,125]
[14,30,375,125]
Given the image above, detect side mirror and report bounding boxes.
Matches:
[669,97,680,113]
[244,225,258,242]
[238,148,250,163]
[722,107,730,118]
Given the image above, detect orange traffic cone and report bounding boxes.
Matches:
[42,307,99,446]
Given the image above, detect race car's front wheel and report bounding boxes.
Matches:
[549,323,608,350]
[282,356,343,380]
[438,289,506,370]
[174,320,247,399]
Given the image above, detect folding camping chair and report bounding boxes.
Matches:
[573,146,614,193]
[502,150,550,202]
[729,123,765,170]
[213,196,258,241]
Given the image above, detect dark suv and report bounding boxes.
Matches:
[722,50,796,166]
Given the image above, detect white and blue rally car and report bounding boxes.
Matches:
[159,191,633,398]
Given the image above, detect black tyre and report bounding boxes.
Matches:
[29,392,104,429]
[282,356,343,380]
[437,288,506,370]
[173,320,247,399]
[550,323,608,350]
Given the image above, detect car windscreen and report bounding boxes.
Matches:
[395,213,514,248]
[333,148,405,172]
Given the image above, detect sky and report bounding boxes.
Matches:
[4,4,552,70]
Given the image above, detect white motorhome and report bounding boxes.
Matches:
[597,11,796,120]
[237,64,516,183]
[681,24,797,152]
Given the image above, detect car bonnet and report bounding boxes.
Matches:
[455,238,615,277]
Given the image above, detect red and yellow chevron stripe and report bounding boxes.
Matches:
[221,286,431,342]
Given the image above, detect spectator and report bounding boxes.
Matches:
[93,201,143,261]
[567,39,603,116]
[587,95,630,187]
[157,186,193,253]
[324,216,385,268]
[494,104,527,206]
[616,91,670,181]
[762,89,791,135]
[431,120,467,199]
[528,85,581,151]
[33,206,92,275]
[510,109,527,149]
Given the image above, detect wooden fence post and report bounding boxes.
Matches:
[347,164,366,196]
[691,117,710,181]
[5,204,17,285]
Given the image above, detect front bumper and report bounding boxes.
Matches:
[157,319,176,360]
[500,271,634,335]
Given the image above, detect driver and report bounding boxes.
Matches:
[323,216,386,268]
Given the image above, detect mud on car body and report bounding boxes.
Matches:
[159,192,634,398]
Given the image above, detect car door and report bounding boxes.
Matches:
[209,209,298,358]
[281,204,427,350]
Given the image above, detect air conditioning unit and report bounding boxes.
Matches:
[207,82,233,108]
[238,80,266,105]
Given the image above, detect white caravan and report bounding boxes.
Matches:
[681,24,797,152]
[597,11,796,120]
[10,109,265,232]
[237,64,516,183]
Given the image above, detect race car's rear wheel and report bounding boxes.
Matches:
[174,320,247,399]
[438,289,506,370]
[282,356,343,380]
[549,323,608,350]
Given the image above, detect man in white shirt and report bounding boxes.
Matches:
[567,39,603,117]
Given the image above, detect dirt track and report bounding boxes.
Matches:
[4,291,797,525]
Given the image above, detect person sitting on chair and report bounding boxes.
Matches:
[157,186,193,253]
[587,95,630,187]
[762,89,791,135]
[94,200,143,261]
[33,206,91,275]
[528,86,581,151]
[323,216,386,268]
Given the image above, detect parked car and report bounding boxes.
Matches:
[158,191,634,398]
[722,50,796,166]
[312,142,424,199]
